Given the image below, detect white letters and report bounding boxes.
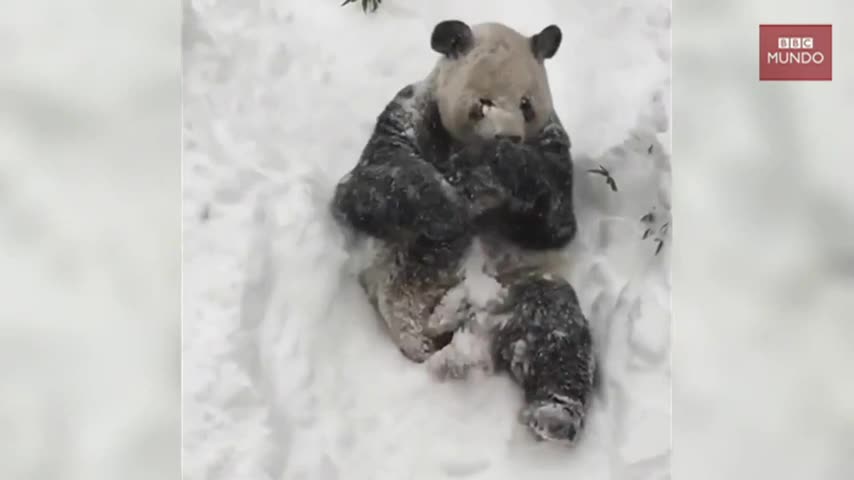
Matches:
[767,51,825,64]
[775,37,815,50]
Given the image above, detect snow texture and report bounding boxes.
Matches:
[182,0,671,479]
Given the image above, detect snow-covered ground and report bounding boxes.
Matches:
[182,1,671,478]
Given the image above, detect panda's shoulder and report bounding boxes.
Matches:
[391,77,434,105]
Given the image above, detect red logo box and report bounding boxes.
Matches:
[759,24,832,81]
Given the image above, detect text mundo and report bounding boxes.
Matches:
[767,51,825,64]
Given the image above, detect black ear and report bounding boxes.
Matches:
[531,25,562,60]
[431,20,473,58]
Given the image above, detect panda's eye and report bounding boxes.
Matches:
[469,102,485,120]
[469,98,493,120]
[520,97,535,122]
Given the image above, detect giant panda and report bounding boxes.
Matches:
[331,20,595,444]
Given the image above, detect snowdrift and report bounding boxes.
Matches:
[183,1,671,478]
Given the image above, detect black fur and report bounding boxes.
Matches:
[446,120,577,249]
[531,25,562,60]
[431,20,474,58]
[492,274,594,442]
[333,83,577,254]
[332,74,590,443]
[332,86,471,268]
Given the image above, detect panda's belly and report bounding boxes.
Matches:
[471,234,569,284]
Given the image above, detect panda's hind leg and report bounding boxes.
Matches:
[491,273,595,444]
[365,244,469,363]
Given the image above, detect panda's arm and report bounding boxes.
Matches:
[331,85,471,263]
[486,118,577,250]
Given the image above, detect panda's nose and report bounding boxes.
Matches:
[495,134,522,144]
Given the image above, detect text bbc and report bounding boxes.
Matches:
[777,37,814,49]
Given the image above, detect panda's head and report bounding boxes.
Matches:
[430,20,562,145]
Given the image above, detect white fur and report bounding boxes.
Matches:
[431,22,554,143]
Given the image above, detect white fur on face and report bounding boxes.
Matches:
[475,102,524,140]
[432,23,555,143]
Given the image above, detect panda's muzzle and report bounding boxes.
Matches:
[495,134,522,143]
[474,102,525,143]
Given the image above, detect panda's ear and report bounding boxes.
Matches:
[531,25,562,60]
[431,20,474,58]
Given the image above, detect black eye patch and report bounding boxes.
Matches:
[520,97,535,122]
[469,98,493,120]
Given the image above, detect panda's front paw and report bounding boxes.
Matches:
[447,147,508,216]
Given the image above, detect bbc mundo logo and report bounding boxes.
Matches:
[759,25,832,81]
[769,36,825,64]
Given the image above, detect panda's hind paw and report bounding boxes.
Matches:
[397,333,436,363]
[520,398,584,445]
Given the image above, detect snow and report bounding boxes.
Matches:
[182,0,671,479]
